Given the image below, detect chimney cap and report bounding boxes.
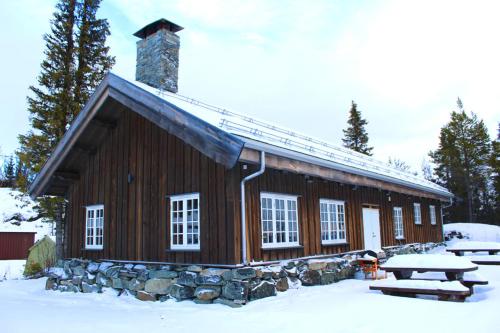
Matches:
[133,18,184,39]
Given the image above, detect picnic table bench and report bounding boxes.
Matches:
[370,280,471,302]
[466,255,500,265]
[411,271,488,293]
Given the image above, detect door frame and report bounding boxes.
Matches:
[362,207,382,250]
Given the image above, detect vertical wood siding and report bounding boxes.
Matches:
[65,110,239,264]
[240,167,443,263]
[64,107,443,265]
[0,232,35,260]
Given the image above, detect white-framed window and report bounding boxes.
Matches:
[319,199,347,244]
[170,193,200,250]
[260,193,299,249]
[393,207,404,239]
[429,205,437,225]
[85,204,104,250]
[414,203,422,225]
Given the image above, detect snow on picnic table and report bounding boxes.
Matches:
[447,241,500,251]
[381,254,477,270]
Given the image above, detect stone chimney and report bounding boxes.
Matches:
[134,19,183,93]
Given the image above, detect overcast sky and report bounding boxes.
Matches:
[0,0,498,172]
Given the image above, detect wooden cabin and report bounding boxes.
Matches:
[29,19,453,266]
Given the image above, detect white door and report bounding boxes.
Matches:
[362,208,381,250]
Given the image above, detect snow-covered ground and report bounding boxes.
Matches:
[0,223,498,333]
[444,223,500,242]
[0,187,53,241]
[0,260,25,280]
[0,261,498,333]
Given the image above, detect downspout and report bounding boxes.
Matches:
[240,151,266,266]
[441,197,453,241]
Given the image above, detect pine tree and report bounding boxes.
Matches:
[16,0,114,259]
[3,155,16,187]
[342,101,373,155]
[491,123,500,224]
[18,0,77,186]
[429,98,492,223]
[73,0,114,115]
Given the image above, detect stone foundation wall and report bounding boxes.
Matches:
[45,243,442,307]
[45,257,356,307]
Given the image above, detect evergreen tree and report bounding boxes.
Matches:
[491,123,500,224]
[16,0,114,259]
[74,0,114,114]
[14,158,29,190]
[342,101,373,155]
[3,155,16,187]
[429,98,492,223]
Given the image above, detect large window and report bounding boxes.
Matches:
[170,193,200,250]
[260,193,299,249]
[319,199,347,244]
[429,205,437,225]
[414,203,422,225]
[85,205,104,250]
[393,207,404,239]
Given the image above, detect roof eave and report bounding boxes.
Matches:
[240,138,453,200]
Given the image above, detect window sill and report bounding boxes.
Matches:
[166,249,201,253]
[83,248,103,251]
[395,237,405,241]
[321,242,348,247]
[261,245,303,251]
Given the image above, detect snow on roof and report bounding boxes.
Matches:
[128,77,451,197]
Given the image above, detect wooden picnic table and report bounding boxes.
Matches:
[380,254,478,281]
[446,241,500,256]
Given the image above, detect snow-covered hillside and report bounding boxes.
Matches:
[444,223,500,242]
[0,188,53,241]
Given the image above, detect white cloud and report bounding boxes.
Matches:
[1,0,498,170]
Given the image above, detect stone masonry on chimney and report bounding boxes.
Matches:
[134,19,183,93]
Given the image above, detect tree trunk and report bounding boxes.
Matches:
[55,200,65,261]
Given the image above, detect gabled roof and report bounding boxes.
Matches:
[29,72,453,200]
[28,73,244,198]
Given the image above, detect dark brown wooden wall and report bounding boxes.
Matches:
[64,109,240,264]
[64,104,443,265]
[240,167,443,263]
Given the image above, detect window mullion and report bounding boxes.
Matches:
[183,199,188,247]
[272,199,277,244]
[284,200,289,245]
[336,205,340,240]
